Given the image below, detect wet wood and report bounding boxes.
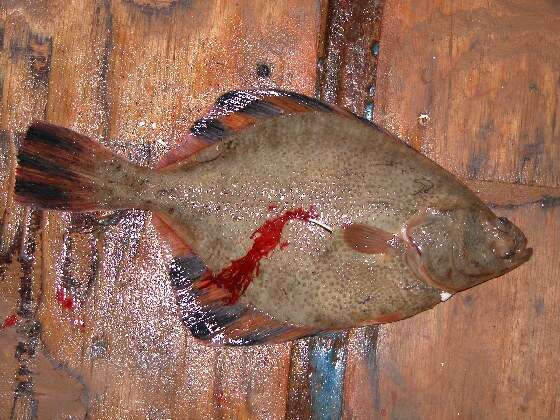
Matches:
[1,1,322,419]
[376,204,560,418]
[0,3,53,417]
[373,1,560,418]
[0,0,558,419]
[374,0,560,187]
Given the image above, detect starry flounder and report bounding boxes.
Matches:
[14,89,532,346]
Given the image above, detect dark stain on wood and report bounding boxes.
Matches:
[9,33,28,60]
[5,21,51,85]
[0,132,24,269]
[28,33,52,85]
[60,234,78,307]
[318,0,386,118]
[522,139,545,161]
[10,211,42,419]
[478,120,495,140]
[467,154,486,179]
[462,294,475,306]
[124,0,191,14]
[89,336,108,359]
[533,297,545,316]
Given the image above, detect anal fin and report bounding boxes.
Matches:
[170,255,321,346]
[151,211,193,256]
[153,208,323,346]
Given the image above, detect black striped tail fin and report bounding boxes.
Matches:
[15,121,136,211]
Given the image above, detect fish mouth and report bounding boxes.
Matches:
[508,226,532,266]
[492,216,532,267]
[511,246,533,266]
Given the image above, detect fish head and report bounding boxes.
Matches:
[404,207,532,292]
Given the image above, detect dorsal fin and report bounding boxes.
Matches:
[156,89,353,170]
[169,254,321,346]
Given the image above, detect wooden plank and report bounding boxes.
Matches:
[0,1,324,419]
[375,202,560,418]
[372,1,560,418]
[0,3,53,418]
[375,0,560,186]
[318,0,385,116]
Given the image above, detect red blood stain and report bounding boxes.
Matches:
[208,207,317,303]
[1,314,18,329]
[267,203,278,211]
[213,390,225,405]
[280,241,289,250]
[56,287,75,310]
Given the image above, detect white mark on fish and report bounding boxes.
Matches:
[309,219,333,233]
[440,291,453,301]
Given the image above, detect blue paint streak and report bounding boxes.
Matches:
[309,332,347,420]
[363,101,375,122]
[371,41,380,56]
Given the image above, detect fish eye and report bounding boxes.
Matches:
[501,249,515,259]
[497,217,512,230]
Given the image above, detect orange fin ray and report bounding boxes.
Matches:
[156,89,354,170]
[342,223,396,254]
[169,254,321,346]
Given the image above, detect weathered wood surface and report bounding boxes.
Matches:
[0,0,558,419]
[373,1,560,418]
[375,0,560,187]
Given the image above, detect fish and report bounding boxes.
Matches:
[14,89,532,346]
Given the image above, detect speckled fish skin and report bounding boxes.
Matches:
[131,111,529,329]
[14,91,532,338]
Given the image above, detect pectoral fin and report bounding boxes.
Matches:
[342,223,397,254]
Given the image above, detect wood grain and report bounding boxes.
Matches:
[375,0,560,187]
[1,1,323,419]
[0,3,53,417]
[0,1,558,419]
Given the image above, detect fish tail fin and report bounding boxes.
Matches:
[15,121,146,211]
